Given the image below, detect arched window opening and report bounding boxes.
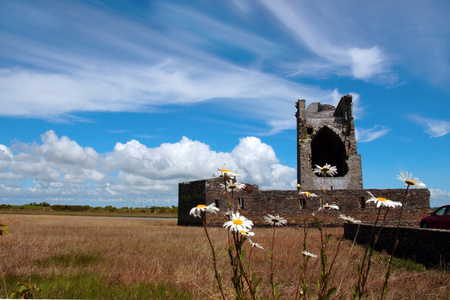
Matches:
[311,127,348,177]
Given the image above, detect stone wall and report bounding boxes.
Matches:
[344,223,450,269]
[177,180,206,226]
[178,177,430,228]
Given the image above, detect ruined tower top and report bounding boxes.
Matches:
[296,95,363,190]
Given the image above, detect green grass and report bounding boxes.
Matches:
[2,274,193,299]
[379,255,427,272]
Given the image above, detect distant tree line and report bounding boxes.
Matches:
[0,203,178,214]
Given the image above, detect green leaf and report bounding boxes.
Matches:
[274,283,281,294]
[324,287,337,300]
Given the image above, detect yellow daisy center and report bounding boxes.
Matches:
[322,167,330,172]
[233,219,244,225]
[377,197,387,202]
[240,230,247,234]
[304,192,311,195]
[271,219,279,223]
[221,169,230,173]
[197,204,207,208]
[405,180,414,185]
[229,184,236,189]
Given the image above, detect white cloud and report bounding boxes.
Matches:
[430,188,450,207]
[348,47,385,80]
[0,131,296,206]
[355,126,390,142]
[0,0,380,134]
[409,115,450,138]
[258,0,391,82]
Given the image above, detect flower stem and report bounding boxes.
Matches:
[202,218,226,300]
[380,185,410,299]
[270,225,276,300]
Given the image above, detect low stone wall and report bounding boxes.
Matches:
[178,178,430,228]
[344,223,450,269]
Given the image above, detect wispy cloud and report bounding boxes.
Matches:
[0,1,337,133]
[355,126,390,142]
[409,115,450,138]
[0,0,447,133]
[258,0,392,82]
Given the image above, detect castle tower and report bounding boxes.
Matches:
[296,95,363,190]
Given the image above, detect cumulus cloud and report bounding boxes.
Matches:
[430,188,450,207]
[409,114,450,138]
[355,126,390,142]
[0,131,296,206]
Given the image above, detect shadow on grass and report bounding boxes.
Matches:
[34,253,102,268]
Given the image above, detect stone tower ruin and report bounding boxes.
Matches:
[296,95,363,190]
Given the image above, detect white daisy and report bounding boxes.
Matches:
[302,250,318,258]
[248,239,264,249]
[264,214,288,226]
[220,180,246,193]
[339,214,361,224]
[189,203,220,218]
[213,164,240,178]
[300,191,318,197]
[239,230,255,237]
[318,203,339,211]
[397,170,426,188]
[223,212,253,232]
[366,192,402,208]
[313,163,338,177]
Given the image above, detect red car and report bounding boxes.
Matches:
[420,205,450,229]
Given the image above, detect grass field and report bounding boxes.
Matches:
[0,214,448,299]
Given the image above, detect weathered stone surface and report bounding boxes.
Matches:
[178,177,430,228]
[344,223,450,269]
[296,95,362,190]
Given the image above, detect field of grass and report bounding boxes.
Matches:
[0,204,177,219]
[0,214,448,299]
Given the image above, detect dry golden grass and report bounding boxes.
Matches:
[0,214,448,299]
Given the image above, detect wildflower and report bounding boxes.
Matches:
[300,191,318,197]
[339,214,361,224]
[189,203,220,218]
[248,238,264,249]
[240,230,255,237]
[297,184,301,190]
[264,214,288,226]
[214,164,239,178]
[397,170,426,188]
[318,203,339,211]
[313,163,338,177]
[220,180,246,193]
[302,250,318,258]
[223,211,253,232]
[366,192,402,208]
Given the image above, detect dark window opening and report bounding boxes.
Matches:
[300,198,306,209]
[307,127,313,135]
[239,198,244,209]
[311,126,348,177]
[359,197,366,209]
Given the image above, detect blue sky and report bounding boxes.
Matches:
[0,0,449,208]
